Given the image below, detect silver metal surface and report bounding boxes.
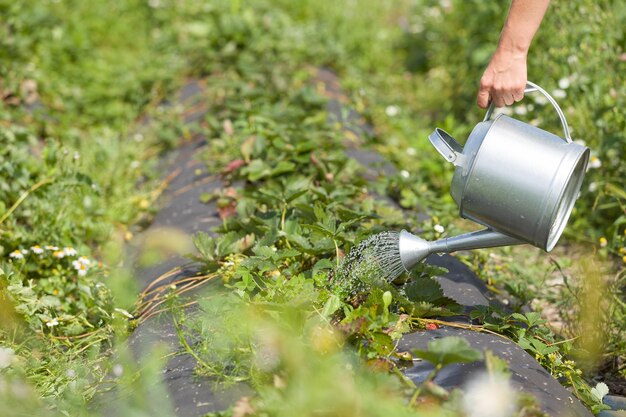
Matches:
[399,229,524,272]
[483,81,572,143]
[420,80,589,257]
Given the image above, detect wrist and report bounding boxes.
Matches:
[493,42,528,61]
[497,26,532,56]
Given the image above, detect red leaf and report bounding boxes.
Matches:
[217,202,237,220]
[224,159,245,173]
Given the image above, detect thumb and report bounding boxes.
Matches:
[477,88,491,109]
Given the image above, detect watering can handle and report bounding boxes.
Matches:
[483,81,572,143]
[428,128,468,167]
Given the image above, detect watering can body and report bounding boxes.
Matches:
[399,82,589,272]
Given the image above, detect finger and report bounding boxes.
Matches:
[492,93,506,107]
[477,89,491,109]
[513,90,524,102]
[504,94,515,106]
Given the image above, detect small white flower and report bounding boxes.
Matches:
[434,224,445,233]
[46,318,59,327]
[77,256,91,265]
[552,89,566,99]
[463,372,517,417]
[588,156,602,169]
[400,170,410,178]
[567,55,578,65]
[112,364,124,377]
[21,249,29,255]
[513,106,528,116]
[66,369,76,378]
[148,0,160,8]
[63,247,78,256]
[114,308,134,319]
[53,250,65,259]
[130,160,140,169]
[133,133,144,142]
[73,152,80,161]
[9,250,24,260]
[0,347,15,369]
[588,182,598,192]
[406,147,417,156]
[45,245,59,251]
[385,105,400,117]
[558,77,570,89]
[30,245,44,255]
[76,263,88,277]
[533,94,548,106]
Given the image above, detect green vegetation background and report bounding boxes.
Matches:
[0,0,623,415]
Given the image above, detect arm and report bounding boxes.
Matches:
[477,0,550,108]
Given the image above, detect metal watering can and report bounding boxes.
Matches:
[399,82,590,271]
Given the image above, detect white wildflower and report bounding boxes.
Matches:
[513,105,528,116]
[21,249,29,255]
[133,133,144,142]
[130,160,140,169]
[434,224,445,233]
[53,250,65,259]
[385,105,400,117]
[77,256,91,265]
[63,247,78,256]
[463,372,517,417]
[558,77,570,89]
[114,308,134,319]
[552,89,566,99]
[400,170,410,178]
[406,147,417,156]
[0,347,15,369]
[73,152,80,161]
[148,0,160,7]
[567,55,578,65]
[75,263,88,277]
[588,182,598,192]
[46,318,59,328]
[112,364,124,377]
[45,245,59,251]
[30,245,44,255]
[588,156,602,169]
[9,250,24,260]
[533,94,548,106]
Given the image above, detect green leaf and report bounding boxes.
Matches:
[321,294,342,318]
[412,336,483,367]
[404,277,444,303]
[312,258,334,277]
[591,382,609,402]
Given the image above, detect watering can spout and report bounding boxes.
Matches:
[398,229,524,272]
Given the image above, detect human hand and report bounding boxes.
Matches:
[477,48,527,109]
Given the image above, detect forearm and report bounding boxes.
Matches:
[477,0,551,108]
[497,0,550,55]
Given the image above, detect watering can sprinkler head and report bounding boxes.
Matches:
[398,230,431,272]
